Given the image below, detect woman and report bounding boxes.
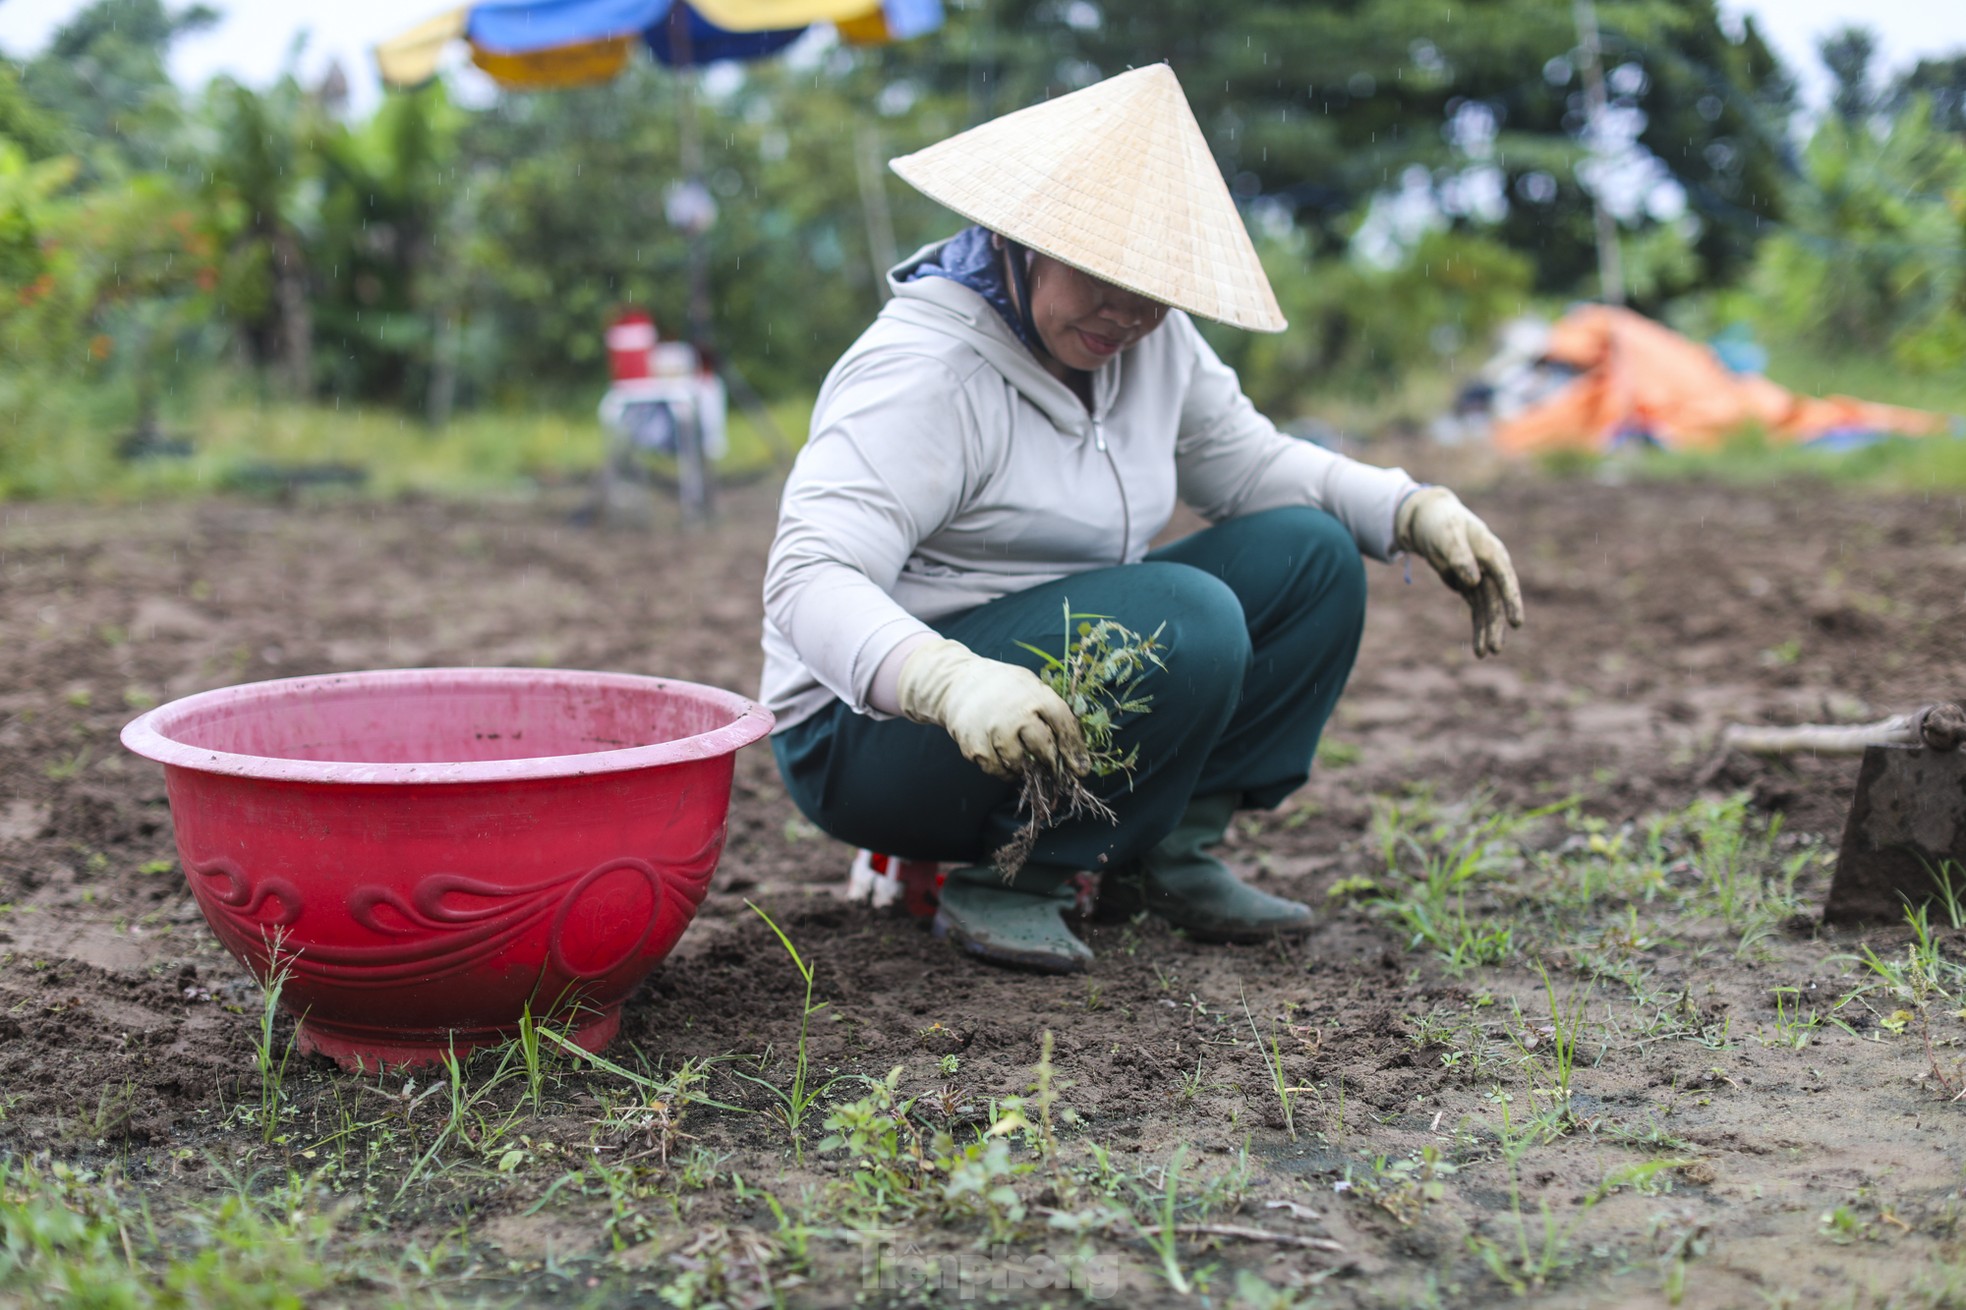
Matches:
[760,65,1523,973]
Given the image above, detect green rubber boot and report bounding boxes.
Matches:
[1106,793,1313,943]
[933,863,1094,974]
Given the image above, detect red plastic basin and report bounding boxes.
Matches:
[121,668,773,1069]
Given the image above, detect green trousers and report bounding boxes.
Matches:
[772,507,1368,870]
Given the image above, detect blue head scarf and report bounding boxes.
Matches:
[901,226,1042,352]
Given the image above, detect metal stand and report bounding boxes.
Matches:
[593,382,713,527]
[675,401,712,523]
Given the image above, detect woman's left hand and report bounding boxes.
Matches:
[1395,487,1526,658]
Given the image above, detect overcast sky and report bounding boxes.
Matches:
[2,0,1962,118]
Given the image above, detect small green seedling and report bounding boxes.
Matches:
[1138,1145,1198,1294]
[731,901,848,1161]
[251,926,303,1145]
[1923,857,1966,930]
[1525,964,1593,1112]
[1759,987,1819,1050]
[1243,992,1300,1141]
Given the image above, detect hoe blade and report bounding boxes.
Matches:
[1826,744,1966,926]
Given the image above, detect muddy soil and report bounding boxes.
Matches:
[4,454,1965,1306]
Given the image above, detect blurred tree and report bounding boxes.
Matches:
[0,0,1838,436]
[198,76,319,397]
[0,148,218,456]
[1819,26,1879,125]
[1619,1,1794,306]
[458,56,887,402]
[0,141,80,313]
[0,59,64,159]
[1223,225,1535,413]
[1749,98,1966,372]
[459,68,688,403]
[881,0,1792,308]
[312,83,464,409]
[20,0,214,171]
[712,58,930,394]
[1892,56,1966,137]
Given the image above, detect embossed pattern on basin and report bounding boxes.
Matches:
[121,668,773,1068]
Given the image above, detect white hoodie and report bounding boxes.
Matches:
[759,240,1418,731]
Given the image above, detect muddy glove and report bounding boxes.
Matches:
[1395,486,1526,658]
[895,638,1091,780]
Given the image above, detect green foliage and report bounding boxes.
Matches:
[0,142,75,290]
[1465,1098,1602,1295]
[0,381,804,502]
[0,1159,335,1307]
[1836,904,1966,1017]
[312,83,469,407]
[0,61,64,160]
[1137,1146,1199,1294]
[1525,963,1593,1110]
[1891,54,1966,136]
[1364,792,1557,970]
[1747,98,1966,373]
[1213,225,1535,412]
[0,149,220,483]
[813,1060,1051,1239]
[1361,788,1823,978]
[196,76,325,396]
[17,0,215,173]
[1347,1145,1459,1225]
[0,0,1831,483]
[1017,606,1165,782]
[461,58,902,404]
[819,1065,930,1209]
[911,0,1791,299]
[1821,26,1882,125]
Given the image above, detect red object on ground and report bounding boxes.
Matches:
[883,852,943,919]
[849,849,943,919]
[1493,305,1951,455]
[121,668,772,1069]
[606,311,658,383]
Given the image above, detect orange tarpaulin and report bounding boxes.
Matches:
[1492,305,1950,456]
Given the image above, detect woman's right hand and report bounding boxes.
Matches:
[1394,486,1525,658]
[895,638,1091,780]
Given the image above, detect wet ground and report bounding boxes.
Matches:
[4,449,1965,1305]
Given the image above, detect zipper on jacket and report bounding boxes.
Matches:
[1092,418,1131,563]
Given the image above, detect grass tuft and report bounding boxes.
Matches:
[731,902,847,1162]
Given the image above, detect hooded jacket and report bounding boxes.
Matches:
[759,238,1418,731]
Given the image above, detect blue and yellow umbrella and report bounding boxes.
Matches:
[376,0,943,89]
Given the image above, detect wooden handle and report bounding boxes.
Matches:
[1721,702,1966,755]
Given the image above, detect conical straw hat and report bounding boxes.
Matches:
[890,64,1285,333]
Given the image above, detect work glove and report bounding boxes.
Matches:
[1395,486,1526,659]
[895,638,1091,781]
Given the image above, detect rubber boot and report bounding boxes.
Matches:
[933,862,1094,974]
[1106,793,1312,943]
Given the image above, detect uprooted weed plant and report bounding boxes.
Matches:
[994,605,1166,877]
